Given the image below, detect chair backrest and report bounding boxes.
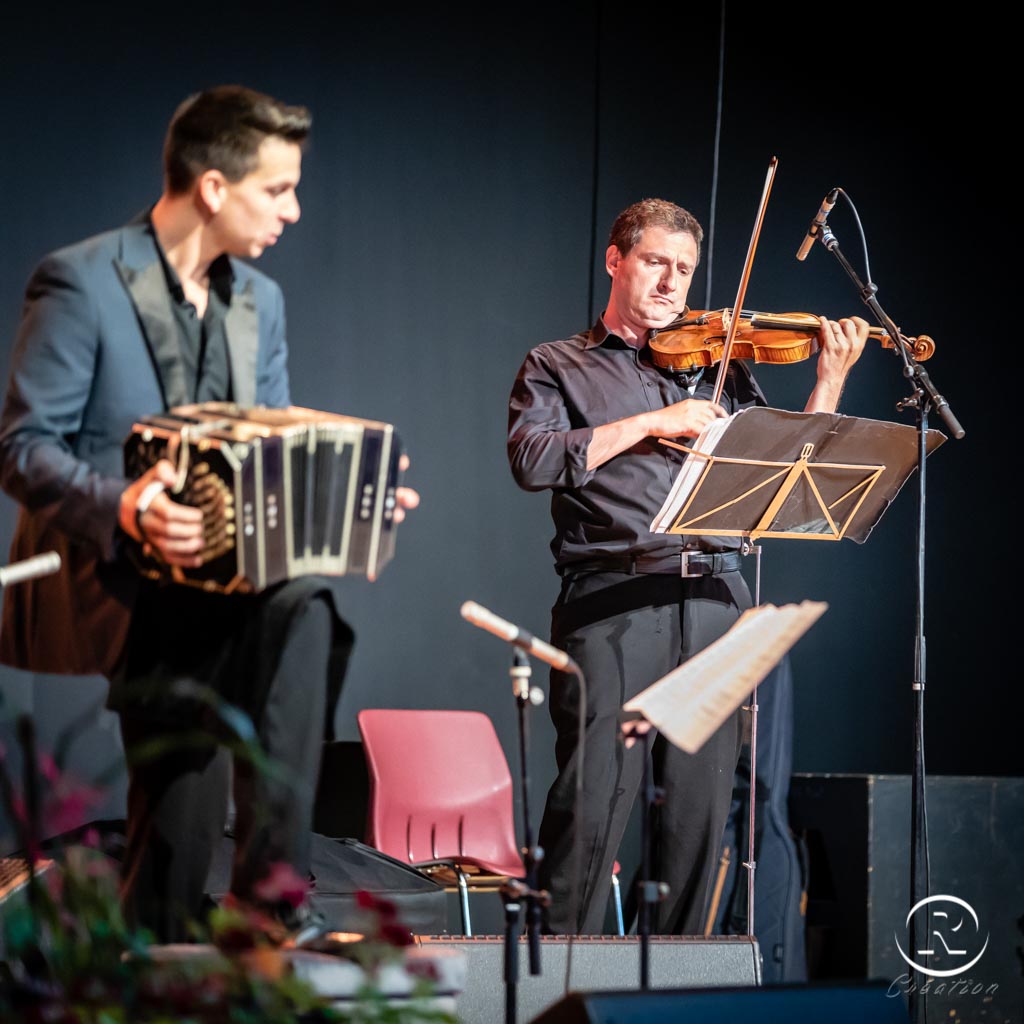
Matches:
[356,708,525,879]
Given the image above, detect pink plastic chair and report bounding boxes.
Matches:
[357,708,527,935]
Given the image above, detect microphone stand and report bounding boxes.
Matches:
[620,714,667,990]
[814,221,964,1024]
[500,649,549,1024]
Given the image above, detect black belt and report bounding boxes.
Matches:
[560,549,744,578]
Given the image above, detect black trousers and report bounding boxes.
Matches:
[113,576,349,942]
[536,568,749,936]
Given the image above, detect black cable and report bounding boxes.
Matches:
[703,0,727,310]
[564,0,605,994]
[585,1,603,329]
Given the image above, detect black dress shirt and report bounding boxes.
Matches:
[151,225,233,403]
[508,318,766,572]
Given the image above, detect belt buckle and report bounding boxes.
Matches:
[680,551,705,578]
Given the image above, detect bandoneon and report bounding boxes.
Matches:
[123,402,404,593]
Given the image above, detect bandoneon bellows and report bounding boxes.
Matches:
[124,402,403,593]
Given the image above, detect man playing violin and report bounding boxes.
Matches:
[507,197,867,936]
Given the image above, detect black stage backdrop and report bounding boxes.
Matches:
[0,5,1013,865]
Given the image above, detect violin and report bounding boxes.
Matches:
[649,308,935,372]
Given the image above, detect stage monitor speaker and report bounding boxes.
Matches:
[206,832,448,936]
[1,823,449,945]
[415,934,760,1024]
[527,980,909,1023]
[788,773,1022,1024]
[0,819,125,958]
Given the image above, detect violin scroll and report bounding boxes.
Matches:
[901,333,935,361]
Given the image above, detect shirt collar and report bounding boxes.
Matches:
[207,254,234,306]
[587,315,633,350]
[588,308,692,351]
[587,316,650,354]
[145,212,235,306]
[583,318,609,349]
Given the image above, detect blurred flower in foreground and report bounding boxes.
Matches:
[1,713,454,1021]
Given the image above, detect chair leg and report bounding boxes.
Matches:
[455,867,473,936]
[611,870,624,936]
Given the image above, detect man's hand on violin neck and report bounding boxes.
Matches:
[803,315,870,415]
[644,398,728,440]
[817,315,869,375]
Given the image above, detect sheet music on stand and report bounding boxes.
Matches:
[651,414,732,535]
[623,600,827,754]
[651,406,946,544]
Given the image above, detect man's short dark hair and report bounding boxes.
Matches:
[608,198,703,264]
[163,84,312,194]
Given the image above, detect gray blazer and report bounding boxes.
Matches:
[0,216,291,676]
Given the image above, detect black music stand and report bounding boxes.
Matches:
[620,599,830,989]
[653,406,945,545]
[650,405,946,941]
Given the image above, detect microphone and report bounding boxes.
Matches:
[0,551,61,587]
[461,601,579,673]
[795,188,839,261]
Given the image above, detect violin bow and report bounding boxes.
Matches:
[711,156,778,405]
